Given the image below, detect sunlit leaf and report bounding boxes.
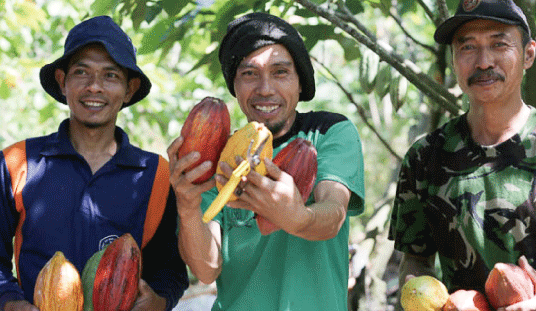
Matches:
[162,0,189,17]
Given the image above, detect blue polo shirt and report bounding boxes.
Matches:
[0,119,188,310]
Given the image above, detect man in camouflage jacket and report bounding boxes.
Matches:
[389,0,536,309]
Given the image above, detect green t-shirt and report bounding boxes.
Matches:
[201,111,365,311]
[389,107,536,292]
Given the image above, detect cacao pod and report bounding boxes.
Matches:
[359,48,379,94]
[92,233,142,311]
[442,289,492,311]
[216,121,273,201]
[374,64,391,99]
[485,262,535,309]
[178,96,231,184]
[256,138,318,235]
[81,248,106,311]
[389,71,408,112]
[400,275,449,311]
[34,251,84,311]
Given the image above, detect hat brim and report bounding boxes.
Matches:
[40,39,151,108]
[434,15,524,44]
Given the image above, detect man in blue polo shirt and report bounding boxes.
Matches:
[0,16,188,310]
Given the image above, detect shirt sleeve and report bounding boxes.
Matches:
[141,189,189,310]
[388,142,437,257]
[315,119,365,216]
[0,151,26,309]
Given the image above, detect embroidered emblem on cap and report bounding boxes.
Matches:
[463,0,481,11]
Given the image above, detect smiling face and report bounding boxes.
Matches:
[55,43,140,130]
[233,44,302,139]
[452,19,535,107]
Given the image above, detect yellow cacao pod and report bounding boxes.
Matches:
[34,251,83,311]
[216,121,273,201]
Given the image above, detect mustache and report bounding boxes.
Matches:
[467,68,505,86]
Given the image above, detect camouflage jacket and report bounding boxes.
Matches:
[389,107,536,292]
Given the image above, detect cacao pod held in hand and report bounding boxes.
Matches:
[178,96,231,184]
[256,138,318,235]
[485,262,535,309]
[92,233,142,311]
[400,275,449,311]
[34,251,84,311]
[442,289,492,311]
[216,121,273,201]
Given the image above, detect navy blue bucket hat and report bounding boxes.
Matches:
[219,12,315,102]
[434,0,530,44]
[40,16,151,108]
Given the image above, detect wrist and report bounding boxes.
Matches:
[293,207,314,235]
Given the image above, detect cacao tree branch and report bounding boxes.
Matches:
[435,0,451,25]
[294,0,463,115]
[334,0,377,41]
[311,56,403,162]
[415,0,436,24]
[389,7,437,54]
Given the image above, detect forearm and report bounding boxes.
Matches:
[291,199,346,241]
[178,207,222,284]
[290,180,349,241]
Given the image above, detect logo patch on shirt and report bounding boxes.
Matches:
[99,235,119,250]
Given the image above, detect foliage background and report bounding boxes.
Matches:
[3,0,536,309]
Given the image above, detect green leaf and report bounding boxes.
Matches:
[346,1,364,14]
[295,24,336,51]
[445,0,460,11]
[337,36,360,61]
[138,19,173,54]
[162,0,190,17]
[187,48,218,74]
[131,0,148,30]
[91,0,119,15]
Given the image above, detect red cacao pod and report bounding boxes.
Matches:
[442,289,492,311]
[256,138,318,235]
[178,96,231,184]
[34,251,84,311]
[485,262,535,309]
[92,233,142,311]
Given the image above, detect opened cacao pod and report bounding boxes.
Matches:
[216,121,273,201]
[34,251,84,311]
[178,96,231,184]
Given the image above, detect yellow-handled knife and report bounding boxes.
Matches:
[202,137,269,223]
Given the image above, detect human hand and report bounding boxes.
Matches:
[131,279,167,311]
[496,296,536,311]
[496,256,536,311]
[167,136,216,215]
[3,300,39,311]
[218,156,309,234]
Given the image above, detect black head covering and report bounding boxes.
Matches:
[219,12,315,101]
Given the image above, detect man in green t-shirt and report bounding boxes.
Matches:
[389,0,536,309]
[168,12,365,310]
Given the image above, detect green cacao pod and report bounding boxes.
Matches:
[81,248,106,311]
[359,49,379,94]
[374,64,391,99]
[389,71,408,111]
